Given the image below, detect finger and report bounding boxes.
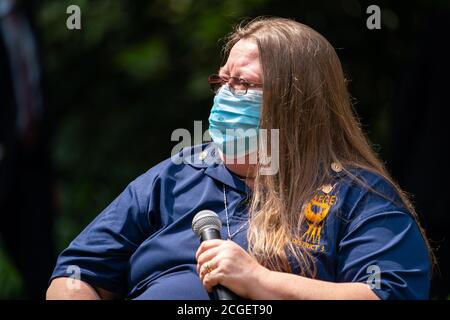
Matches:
[196,246,221,274]
[195,239,224,260]
[203,269,223,292]
[199,256,220,280]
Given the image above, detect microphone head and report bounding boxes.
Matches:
[192,210,222,237]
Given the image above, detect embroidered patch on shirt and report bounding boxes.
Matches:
[294,184,338,252]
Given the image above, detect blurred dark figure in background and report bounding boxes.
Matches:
[0,0,54,299]
[391,12,450,299]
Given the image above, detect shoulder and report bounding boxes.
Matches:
[337,167,402,199]
[333,166,410,225]
[131,144,211,184]
[125,144,214,205]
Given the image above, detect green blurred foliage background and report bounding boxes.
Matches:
[1,0,449,298]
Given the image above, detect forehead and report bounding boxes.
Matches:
[221,39,261,79]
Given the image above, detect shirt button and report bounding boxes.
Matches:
[331,162,343,173]
[321,184,334,194]
[198,150,208,161]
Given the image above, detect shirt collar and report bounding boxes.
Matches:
[183,143,249,194]
[182,144,345,195]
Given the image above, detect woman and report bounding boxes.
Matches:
[47,17,431,300]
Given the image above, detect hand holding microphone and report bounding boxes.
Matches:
[192,210,240,300]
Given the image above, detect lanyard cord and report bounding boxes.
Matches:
[222,184,249,240]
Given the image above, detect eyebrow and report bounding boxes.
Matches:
[218,66,261,83]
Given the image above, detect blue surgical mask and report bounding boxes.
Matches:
[208,84,262,158]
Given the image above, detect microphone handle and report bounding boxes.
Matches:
[200,228,222,241]
[213,285,239,300]
[200,228,239,300]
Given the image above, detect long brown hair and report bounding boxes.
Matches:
[222,17,434,275]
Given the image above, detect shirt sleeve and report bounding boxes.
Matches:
[49,167,162,295]
[336,173,431,300]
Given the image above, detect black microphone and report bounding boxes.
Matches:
[192,210,239,300]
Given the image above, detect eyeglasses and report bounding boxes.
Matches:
[208,74,263,96]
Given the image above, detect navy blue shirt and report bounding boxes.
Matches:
[50,144,430,300]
